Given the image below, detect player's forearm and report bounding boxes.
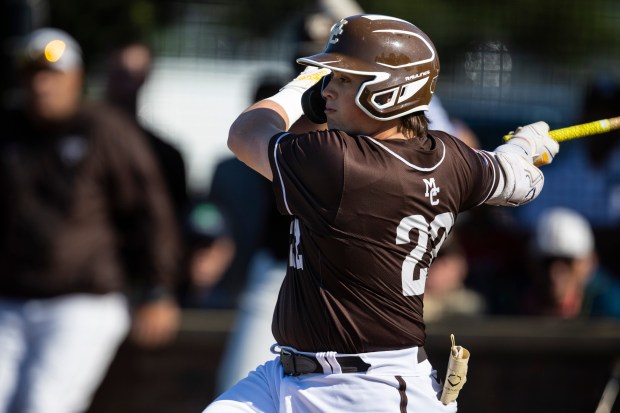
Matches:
[228,100,286,180]
[485,121,558,207]
[228,66,330,180]
[485,150,544,206]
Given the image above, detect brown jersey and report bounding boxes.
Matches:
[268,129,500,353]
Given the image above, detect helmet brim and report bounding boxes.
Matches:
[297,52,383,78]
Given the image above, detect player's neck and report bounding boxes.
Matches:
[372,126,409,141]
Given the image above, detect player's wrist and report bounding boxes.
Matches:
[265,66,331,128]
[265,88,306,128]
[494,137,533,161]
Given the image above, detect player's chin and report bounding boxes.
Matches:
[325,115,344,131]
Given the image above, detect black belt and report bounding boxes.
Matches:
[279,347,427,376]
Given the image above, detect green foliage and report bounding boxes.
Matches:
[357,0,620,67]
[48,0,176,67]
[222,0,316,36]
[44,0,620,72]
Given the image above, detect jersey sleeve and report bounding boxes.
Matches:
[268,130,346,227]
[443,134,501,210]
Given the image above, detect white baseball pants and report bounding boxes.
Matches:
[204,346,458,413]
[0,293,130,413]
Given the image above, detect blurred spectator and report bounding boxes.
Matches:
[104,40,188,221]
[205,75,291,309]
[524,74,620,228]
[206,159,273,307]
[0,28,181,413]
[443,117,526,315]
[522,207,620,318]
[181,199,237,307]
[104,40,190,302]
[515,74,620,276]
[427,95,458,135]
[424,232,487,322]
[582,74,620,169]
[451,117,481,148]
[210,75,291,392]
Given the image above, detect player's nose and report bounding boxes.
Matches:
[322,84,334,100]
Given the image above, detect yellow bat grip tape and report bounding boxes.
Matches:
[503,116,620,142]
[549,119,611,142]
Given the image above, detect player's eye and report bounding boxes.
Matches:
[335,74,350,84]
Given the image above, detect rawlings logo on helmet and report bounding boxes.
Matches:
[328,19,347,45]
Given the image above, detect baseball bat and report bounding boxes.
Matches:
[503,116,620,142]
[594,358,620,413]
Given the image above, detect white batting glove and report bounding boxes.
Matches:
[282,66,331,93]
[265,66,331,128]
[504,121,559,166]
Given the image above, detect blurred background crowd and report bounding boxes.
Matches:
[1,0,620,412]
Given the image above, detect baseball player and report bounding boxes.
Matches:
[204,14,558,413]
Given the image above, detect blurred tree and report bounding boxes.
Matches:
[31,0,619,75]
[224,0,315,36]
[359,0,620,68]
[1,0,31,103]
[47,0,178,68]
[225,0,620,71]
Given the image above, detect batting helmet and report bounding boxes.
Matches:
[297,14,440,121]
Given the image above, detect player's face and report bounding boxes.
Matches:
[322,71,397,137]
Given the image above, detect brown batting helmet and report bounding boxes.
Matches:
[297,14,440,121]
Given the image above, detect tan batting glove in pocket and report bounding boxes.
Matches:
[440,334,470,405]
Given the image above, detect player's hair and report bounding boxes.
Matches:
[399,112,429,139]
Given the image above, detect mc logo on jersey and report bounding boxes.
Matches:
[423,178,440,205]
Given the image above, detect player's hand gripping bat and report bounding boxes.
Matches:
[503,116,620,166]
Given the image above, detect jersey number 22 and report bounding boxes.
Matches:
[396,212,455,296]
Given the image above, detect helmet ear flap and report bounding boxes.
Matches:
[301,72,331,124]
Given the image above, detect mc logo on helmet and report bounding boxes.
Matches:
[328,19,347,44]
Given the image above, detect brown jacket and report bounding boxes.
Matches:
[0,102,180,298]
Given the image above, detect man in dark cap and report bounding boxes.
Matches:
[0,28,181,413]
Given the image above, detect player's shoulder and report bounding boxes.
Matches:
[428,129,465,147]
[428,129,483,161]
[273,128,352,159]
[270,129,350,183]
[276,128,351,145]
